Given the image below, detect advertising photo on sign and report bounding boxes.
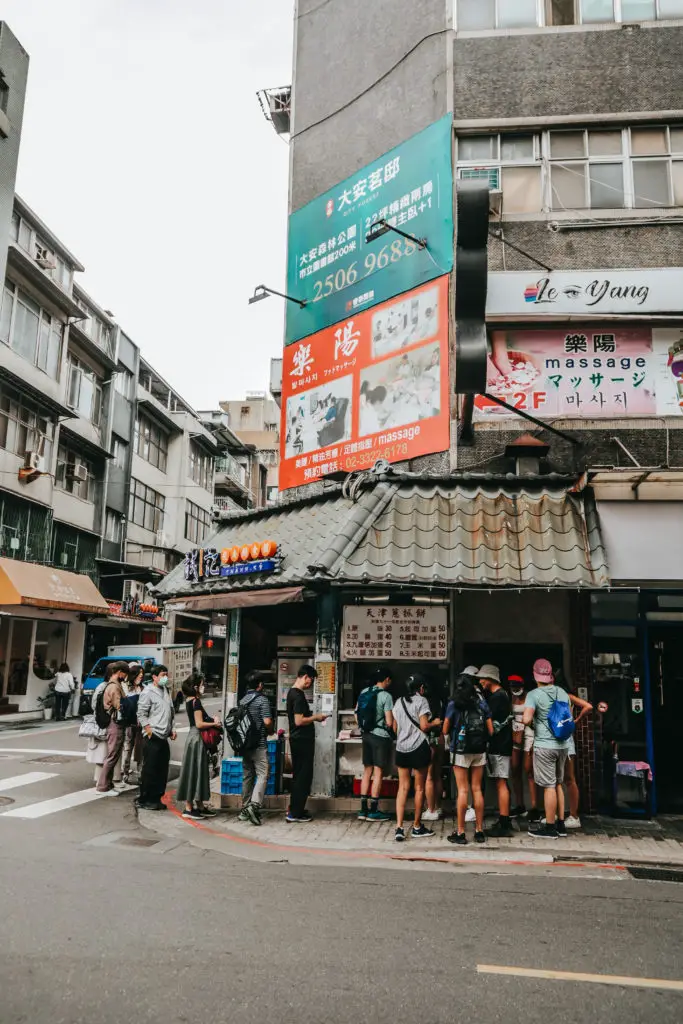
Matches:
[474,326,683,420]
[280,276,449,490]
[285,115,453,345]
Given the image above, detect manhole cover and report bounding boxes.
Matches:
[0,796,15,806]
[113,836,159,848]
[27,755,79,765]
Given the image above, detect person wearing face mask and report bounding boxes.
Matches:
[509,674,541,822]
[136,664,177,811]
[176,672,220,819]
[95,661,131,795]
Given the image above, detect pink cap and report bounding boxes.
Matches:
[533,658,554,684]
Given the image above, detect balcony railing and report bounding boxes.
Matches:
[215,454,247,487]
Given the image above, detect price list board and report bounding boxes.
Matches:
[341,606,448,662]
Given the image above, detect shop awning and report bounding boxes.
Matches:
[166,587,304,612]
[0,558,110,613]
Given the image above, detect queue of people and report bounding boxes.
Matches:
[354,661,592,843]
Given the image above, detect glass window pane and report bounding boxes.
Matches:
[497,0,539,26]
[590,163,624,208]
[551,164,587,209]
[7,619,33,695]
[659,0,683,16]
[551,0,577,24]
[13,300,39,363]
[633,159,671,207]
[18,221,31,251]
[0,287,13,344]
[631,127,668,155]
[581,0,615,20]
[672,161,683,204]
[457,0,495,29]
[550,131,586,158]
[622,0,656,18]
[501,134,535,161]
[588,130,623,155]
[670,128,683,153]
[458,135,497,161]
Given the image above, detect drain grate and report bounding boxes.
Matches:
[27,755,79,765]
[0,795,15,806]
[628,866,683,883]
[113,836,159,848]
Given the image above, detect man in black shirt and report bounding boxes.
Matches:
[285,664,327,823]
[477,665,514,838]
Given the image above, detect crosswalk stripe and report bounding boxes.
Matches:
[476,965,683,992]
[0,747,86,757]
[0,771,58,792]
[1,787,110,819]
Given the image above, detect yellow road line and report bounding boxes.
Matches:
[476,965,683,993]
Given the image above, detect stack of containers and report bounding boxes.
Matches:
[220,738,281,797]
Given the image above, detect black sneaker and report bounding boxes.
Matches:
[299,810,313,822]
[485,820,515,838]
[527,808,542,824]
[411,825,435,839]
[394,827,406,843]
[511,805,527,818]
[200,806,218,818]
[556,818,568,838]
[447,832,468,846]
[245,804,261,826]
[182,808,205,819]
[528,822,559,839]
[474,830,486,844]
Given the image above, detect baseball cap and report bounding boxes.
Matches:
[533,658,554,684]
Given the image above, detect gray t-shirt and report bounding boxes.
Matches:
[525,685,570,750]
[393,694,430,753]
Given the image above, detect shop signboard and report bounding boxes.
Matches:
[183,541,279,583]
[280,276,450,490]
[474,326,683,420]
[486,269,683,318]
[341,606,448,662]
[285,115,453,345]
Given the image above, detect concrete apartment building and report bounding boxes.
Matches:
[220,393,279,504]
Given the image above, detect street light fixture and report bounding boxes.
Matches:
[365,218,427,250]
[248,284,307,308]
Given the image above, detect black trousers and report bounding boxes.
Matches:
[289,736,315,817]
[54,692,70,720]
[139,735,170,805]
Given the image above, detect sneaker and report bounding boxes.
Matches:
[357,809,368,821]
[556,818,568,838]
[528,822,558,839]
[299,810,313,822]
[527,808,542,824]
[237,808,250,822]
[99,788,119,797]
[447,832,468,846]
[245,804,262,826]
[394,827,406,843]
[465,807,476,823]
[565,815,582,829]
[200,806,218,818]
[511,805,527,818]
[421,809,442,821]
[368,809,391,821]
[474,830,486,844]
[485,820,515,838]
[412,825,435,839]
[286,813,305,823]
[182,808,205,819]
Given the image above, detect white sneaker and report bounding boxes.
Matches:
[422,809,442,821]
[565,815,582,829]
[465,807,476,823]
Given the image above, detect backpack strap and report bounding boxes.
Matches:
[400,698,424,733]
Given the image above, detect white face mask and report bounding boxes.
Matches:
[157,675,169,687]
[198,684,205,695]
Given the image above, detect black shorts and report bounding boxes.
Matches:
[395,740,431,770]
[361,733,393,770]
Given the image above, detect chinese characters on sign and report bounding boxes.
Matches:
[183,541,280,583]
[280,276,450,490]
[286,116,453,344]
[474,326,683,420]
[341,606,449,662]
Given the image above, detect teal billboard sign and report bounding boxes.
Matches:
[285,115,454,345]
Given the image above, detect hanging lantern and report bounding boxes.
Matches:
[240,545,251,562]
[260,539,277,558]
[229,546,241,563]
[220,548,231,565]
[249,542,261,560]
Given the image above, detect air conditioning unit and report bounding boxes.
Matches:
[23,451,43,473]
[458,166,501,190]
[155,529,169,547]
[36,254,57,271]
[122,579,145,605]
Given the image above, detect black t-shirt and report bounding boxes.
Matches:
[487,687,513,756]
[287,686,313,741]
[185,696,211,728]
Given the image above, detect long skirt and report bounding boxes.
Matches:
[176,728,210,804]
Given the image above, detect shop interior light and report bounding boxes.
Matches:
[365,218,427,249]
[248,284,307,308]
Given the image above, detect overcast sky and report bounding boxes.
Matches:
[2,0,294,409]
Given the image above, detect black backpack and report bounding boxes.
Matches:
[224,694,261,755]
[94,689,112,730]
[455,704,488,755]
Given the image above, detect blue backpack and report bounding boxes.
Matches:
[357,687,388,734]
[547,689,575,741]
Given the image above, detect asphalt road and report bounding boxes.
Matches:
[0,716,682,1024]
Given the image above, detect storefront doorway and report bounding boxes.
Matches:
[647,624,683,813]
[462,643,564,688]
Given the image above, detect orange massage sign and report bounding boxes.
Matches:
[279,275,450,490]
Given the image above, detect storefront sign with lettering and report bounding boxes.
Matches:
[341,606,448,661]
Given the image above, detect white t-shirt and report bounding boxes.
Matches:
[393,694,430,753]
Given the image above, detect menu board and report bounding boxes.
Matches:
[341,606,448,662]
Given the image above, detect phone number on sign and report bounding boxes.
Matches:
[311,238,419,303]
[343,444,409,470]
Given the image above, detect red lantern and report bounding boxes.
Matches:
[206,638,214,649]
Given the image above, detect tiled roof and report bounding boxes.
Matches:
[326,483,608,588]
[156,479,609,598]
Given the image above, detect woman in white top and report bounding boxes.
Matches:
[392,675,435,843]
[53,662,75,721]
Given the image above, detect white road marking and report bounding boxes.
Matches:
[0,748,86,757]
[0,771,58,792]
[1,787,110,819]
[476,964,683,992]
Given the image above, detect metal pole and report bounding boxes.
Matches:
[639,597,657,816]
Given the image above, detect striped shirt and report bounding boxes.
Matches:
[239,690,273,747]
